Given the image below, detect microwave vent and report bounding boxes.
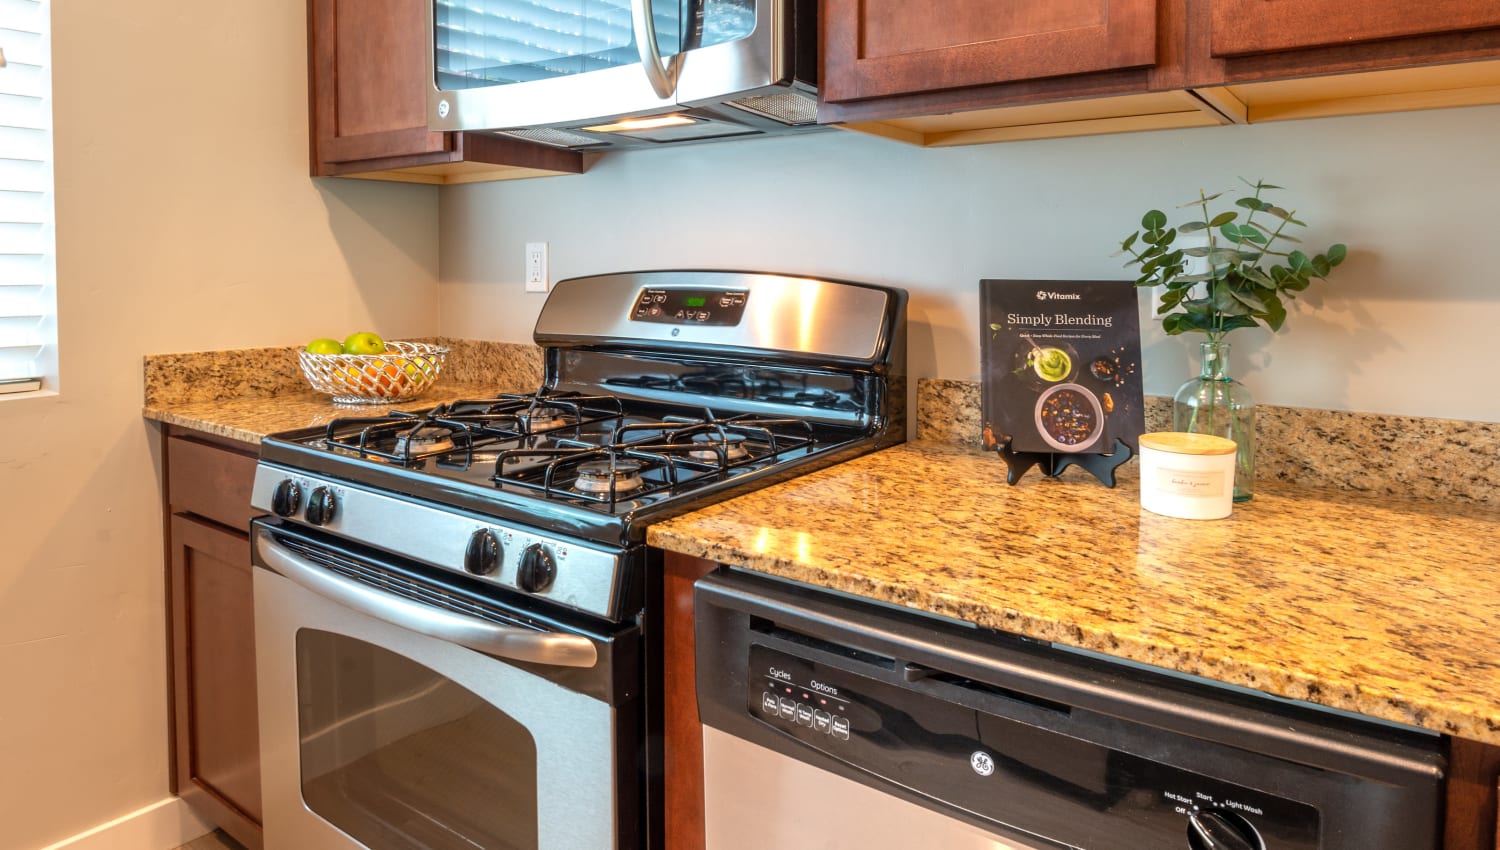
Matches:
[726,92,818,126]
[497,128,610,149]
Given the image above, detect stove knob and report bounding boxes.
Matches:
[464,529,502,576]
[304,486,338,526]
[517,544,556,593]
[270,479,302,517]
[1187,809,1262,850]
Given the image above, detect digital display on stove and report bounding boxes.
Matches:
[632,288,748,326]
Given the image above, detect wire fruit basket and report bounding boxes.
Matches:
[299,340,447,404]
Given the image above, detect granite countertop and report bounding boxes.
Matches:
[648,440,1500,745]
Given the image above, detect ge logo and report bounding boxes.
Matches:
[970,751,995,776]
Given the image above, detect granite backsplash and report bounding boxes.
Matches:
[916,377,1500,507]
[143,338,544,407]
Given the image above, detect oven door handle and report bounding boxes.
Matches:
[255,529,599,669]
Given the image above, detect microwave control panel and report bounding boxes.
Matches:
[632,288,748,326]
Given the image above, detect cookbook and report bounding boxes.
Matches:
[980,280,1144,456]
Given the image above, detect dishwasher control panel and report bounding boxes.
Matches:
[743,642,1326,850]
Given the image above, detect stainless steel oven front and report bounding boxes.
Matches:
[251,520,642,850]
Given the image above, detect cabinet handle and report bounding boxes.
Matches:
[632,0,678,99]
[254,528,599,669]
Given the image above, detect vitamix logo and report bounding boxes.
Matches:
[1036,291,1082,301]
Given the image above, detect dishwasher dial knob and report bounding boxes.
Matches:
[304,486,338,526]
[1187,809,1262,850]
[517,544,556,593]
[464,529,502,576]
[270,479,302,517]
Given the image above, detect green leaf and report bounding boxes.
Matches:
[1174,272,1218,284]
[1221,316,1259,332]
[1229,287,1267,312]
[1179,220,1209,233]
[1326,243,1348,266]
[1282,274,1312,292]
[1219,223,1244,242]
[1288,250,1311,270]
[1211,283,1251,316]
[1239,229,1268,244]
[1240,267,1275,287]
[1258,294,1287,331]
[1209,211,1237,227]
[1183,299,1213,316]
[1236,197,1271,212]
[1311,255,1332,277]
[1182,246,1211,257]
[1142,210,1168,229]
[1262,205,1306,226]
[1180,191,1226,207]
[1206,249,1245,266]
[1120,232,1139,252]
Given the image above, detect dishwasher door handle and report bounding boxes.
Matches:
[255,528,599,669]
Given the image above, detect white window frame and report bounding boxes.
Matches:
[0,0,56,398]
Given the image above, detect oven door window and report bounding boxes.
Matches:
[296,628,540,850]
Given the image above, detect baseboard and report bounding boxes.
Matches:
[36,796,214,850]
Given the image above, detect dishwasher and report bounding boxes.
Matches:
[694,569,1446,850]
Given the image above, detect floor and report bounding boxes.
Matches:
[175,831,245,850]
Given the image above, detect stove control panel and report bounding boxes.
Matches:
[631,288,748,326]
[251,463,626,620]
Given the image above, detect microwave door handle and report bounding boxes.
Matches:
[632,0,678,98]
[255,530,599,669]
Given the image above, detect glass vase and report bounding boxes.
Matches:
[1172,340,1255,501]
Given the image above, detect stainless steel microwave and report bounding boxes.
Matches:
[426,0,822,151]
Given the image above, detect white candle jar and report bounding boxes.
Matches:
[1138,432,1237,520]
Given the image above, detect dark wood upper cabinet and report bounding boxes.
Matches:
[821,0,1161,104]
[1209,0,1500,58]
[308,0,587,183]
[819,0,1500,147]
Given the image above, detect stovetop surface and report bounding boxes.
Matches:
[259,390,877,548]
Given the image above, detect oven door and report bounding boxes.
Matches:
[251,520,640,850]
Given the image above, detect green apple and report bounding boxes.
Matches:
[342,331,386,355]
[305,337,344,355]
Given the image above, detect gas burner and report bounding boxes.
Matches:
[518,406,573,433]
[394,426,457,456]
[574,459,645,496]
[688,432,749,462]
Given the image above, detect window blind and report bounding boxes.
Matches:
[0,0,55,391]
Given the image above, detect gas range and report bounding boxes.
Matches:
[252,270,907,623]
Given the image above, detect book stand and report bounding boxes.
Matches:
[990,436,1133,488]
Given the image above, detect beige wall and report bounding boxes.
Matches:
[441,103,1500,423]
[0,1,439,847]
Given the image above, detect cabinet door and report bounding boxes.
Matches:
[822,0,1160,103]
[169,513,263,850]
[309,0,452,173]
[1210,0,1500,58]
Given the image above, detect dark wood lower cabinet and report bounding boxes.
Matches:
[163,429,263,850]
[662,552,717,850]
[1445,737,1500,850]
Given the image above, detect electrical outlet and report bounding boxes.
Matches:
[525,242,549,293]
[1150,284,1168,323]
